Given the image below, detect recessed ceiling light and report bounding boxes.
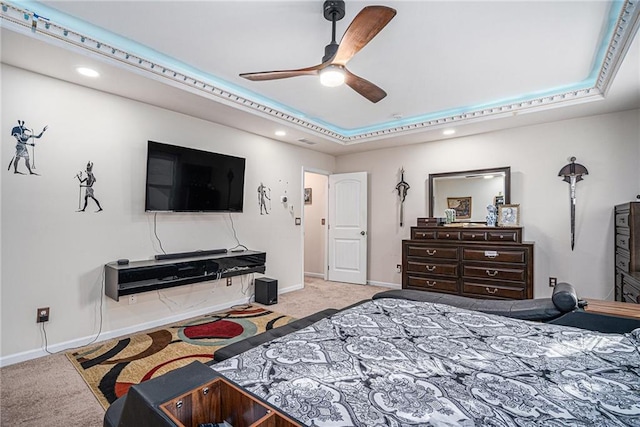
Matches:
[443,129,456,136]
[275,130,286,137]
[76,67,100,78]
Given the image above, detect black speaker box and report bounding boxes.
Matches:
[255,277,278,305]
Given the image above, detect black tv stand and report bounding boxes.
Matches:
[104,251,266,301]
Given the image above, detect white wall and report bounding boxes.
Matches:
[3,64,639,365]
[336,109,640,298]
[0,65,335,364]
[303,172,328,276]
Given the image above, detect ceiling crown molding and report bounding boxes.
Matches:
[2,0,639,146]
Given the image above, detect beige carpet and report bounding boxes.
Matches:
[0,278,388,426]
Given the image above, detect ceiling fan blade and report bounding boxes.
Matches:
[240,64,324,81]
[332,6,397,66]
[344,68,387,103]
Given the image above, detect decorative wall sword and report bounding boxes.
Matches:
[395,167,410,226]
[558,157,588,250]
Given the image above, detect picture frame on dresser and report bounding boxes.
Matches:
[447,197,472,219]
[498,204,520,226]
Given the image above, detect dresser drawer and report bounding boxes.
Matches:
[616,226,630,236]
[463,281,526,299]
[622,274,640,304]
[436,230,460,240]
[615,212,630,228]
[406,245,458,260]
[616,250,630,271]
[463,265,526,282]
[411,229,437,240]
[616,234,631,251]
[461,231,486,241]
[407,260,458,277]
[487,230,519,242]
[406,276,458,293]
[462,247,526,264]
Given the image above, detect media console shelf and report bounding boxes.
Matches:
[105,251,266,301]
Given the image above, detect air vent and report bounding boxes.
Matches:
[298,138,316,145]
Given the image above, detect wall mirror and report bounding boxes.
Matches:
[429,167,511,222]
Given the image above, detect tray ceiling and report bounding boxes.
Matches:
[1,1,639,154]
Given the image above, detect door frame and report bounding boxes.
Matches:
[300,166,330,289]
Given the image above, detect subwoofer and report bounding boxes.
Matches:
[255,277,278,305]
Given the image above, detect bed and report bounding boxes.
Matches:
[213,297,640,426]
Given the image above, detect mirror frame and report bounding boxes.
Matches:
[428,166,511,218]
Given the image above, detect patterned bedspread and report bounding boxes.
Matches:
[213,298,640,426]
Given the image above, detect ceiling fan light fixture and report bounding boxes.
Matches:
[320,66,345,87]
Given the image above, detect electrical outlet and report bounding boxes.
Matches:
[396,264,402,273]
[549,277,557,288]
[37,307,50,323]
[226,277,232,286]
[129,295,137,304]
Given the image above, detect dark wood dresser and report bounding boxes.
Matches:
[403,223,534,299]
[614,202,640,303]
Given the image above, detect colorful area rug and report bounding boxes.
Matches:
[66,305,294,409]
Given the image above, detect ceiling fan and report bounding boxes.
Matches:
[239,1,396,103]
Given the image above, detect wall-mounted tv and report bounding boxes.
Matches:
[145,141,245,212]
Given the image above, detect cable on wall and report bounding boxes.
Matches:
[40,322,54,355]
[81,269,106,347]
[227,212,248,251]
[154,212,167,254]
[40,269,106,355]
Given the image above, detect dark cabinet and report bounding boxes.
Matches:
[403,223,534,300]
[105,251,266,301]
[614,202,640,303]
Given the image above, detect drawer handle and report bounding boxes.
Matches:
[426,249,437,256]
[426,265,436,272]
[426,281,436,287]
[485,287,499,294]
[486,270,499,277]
[445,233,450,237]
[176,400,183,409]
[202,387,209,395]
[471,234,476,238]
[500,235,504,239]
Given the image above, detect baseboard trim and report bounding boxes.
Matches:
[279,283,304,293]
[303,272,324,278]
[0,295,259,368]
[367,280,401,289]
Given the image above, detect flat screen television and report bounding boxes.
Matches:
[145,141,245,212]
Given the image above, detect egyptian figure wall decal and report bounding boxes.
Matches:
[257,182,271,215]
[558,156,588,250]
[395,167,410,226]
[76,161,103,212]
[8,120,48,175]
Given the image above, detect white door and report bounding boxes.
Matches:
[327,172,368,284]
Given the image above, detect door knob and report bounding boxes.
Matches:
[360,231,366,235]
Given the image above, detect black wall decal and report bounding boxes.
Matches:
[8,120,48,175]
[76,161,103,213]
